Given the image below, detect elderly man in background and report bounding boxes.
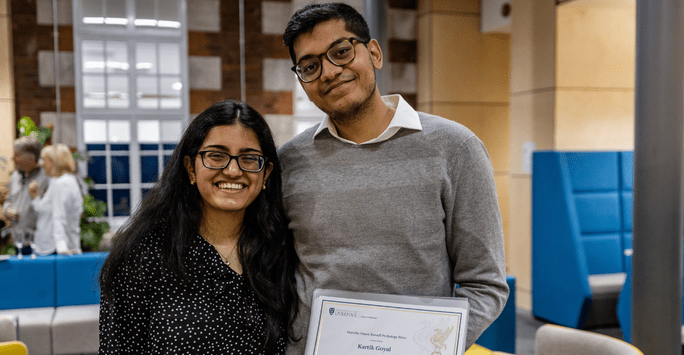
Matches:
[1,136,50,255]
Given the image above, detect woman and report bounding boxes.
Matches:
[29,144,83,256]
[98,100,298,354]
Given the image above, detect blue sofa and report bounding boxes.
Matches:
[0,252,107,355]
[532,151,633,329]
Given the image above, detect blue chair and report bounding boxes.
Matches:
[475,275,516,353]
[532,151,632,328]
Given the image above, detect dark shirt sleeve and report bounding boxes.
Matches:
[98,254,152,354]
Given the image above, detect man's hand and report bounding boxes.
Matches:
[28,180,39,199]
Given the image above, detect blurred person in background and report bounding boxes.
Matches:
[29,144,83,256]
[1,136,50,255]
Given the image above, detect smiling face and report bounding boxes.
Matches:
[184,124,272,222]
[293,19,383,122]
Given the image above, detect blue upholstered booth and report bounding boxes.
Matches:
[532,151,632,329]
[475,275,516,353]
[55,252,107,306]
[0,252,108,309]
[0,255,56,310]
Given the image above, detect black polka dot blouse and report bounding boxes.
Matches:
[98,230,285,354]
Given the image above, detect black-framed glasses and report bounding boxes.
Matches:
[291,37,369,83]
[198,151,266,173]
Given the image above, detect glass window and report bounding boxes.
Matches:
[82,0,103,23]
[138,120,161,142]
[136,76,158,109]
[160,77,182,109]
[112,189,131,216]
[107,75,130,108]
[83,75,106,108]
[106,42,129,74]
[135,0,155,26]
[108,120,130,143]
[84,120,107,142]
[161,120,182,142]
[136,43,157,74]
[105,0,127,26]
[82,41,105,73]
[159,43,180,74]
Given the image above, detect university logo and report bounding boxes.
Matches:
[329,308,335,316]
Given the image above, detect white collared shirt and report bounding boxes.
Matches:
[312,94,422,144]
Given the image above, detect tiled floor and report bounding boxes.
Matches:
[513,309,623,355]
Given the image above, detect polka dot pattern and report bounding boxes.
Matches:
[98,231,284,354]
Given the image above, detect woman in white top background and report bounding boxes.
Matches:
[29,144,83,255]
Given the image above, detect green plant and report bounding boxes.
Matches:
[80,177,109,251]
[17,116,52,144]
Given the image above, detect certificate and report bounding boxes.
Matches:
[305,289,469,355]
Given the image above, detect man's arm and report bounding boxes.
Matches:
[446,136,509,348]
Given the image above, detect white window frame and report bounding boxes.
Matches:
[72,0,189,228]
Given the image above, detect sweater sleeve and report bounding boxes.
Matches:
[446,136,509,348]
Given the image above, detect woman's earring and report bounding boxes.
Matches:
[262,184,266,190]
[190,177,196,185]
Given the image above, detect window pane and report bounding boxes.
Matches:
[82,41,104,73]
[158,0,181,28]
[86,144,106,151]
[112,189,131,216]
[84,120,107,143]
[140,156,159,183]
[136,43,157,74]
[82,0,104,23]
[161,120,182,142]
[138,120,161,143]
[111,156,130,184]
[108,120,130,143]
[136,76,158,109]
[88,156,107,184]
[107,75,129,108]
[160,76,181,109]
[105,0,127,26]
[140,144,159,151]
[83,75,106,108]
[106,42,129,74]
[135,0,155,26]
[159,43,180,74]
[90,189,108,206]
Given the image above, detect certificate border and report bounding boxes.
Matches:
[311,298,466,355]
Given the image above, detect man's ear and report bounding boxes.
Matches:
[367,39,383,70]
[184,156,195,184]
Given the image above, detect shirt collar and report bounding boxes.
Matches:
[313,94,422,145]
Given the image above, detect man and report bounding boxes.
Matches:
[2,136,49,255]
[279,3,509,353]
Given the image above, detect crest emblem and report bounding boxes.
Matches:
[430,326,454,355]
[329,308,335,316]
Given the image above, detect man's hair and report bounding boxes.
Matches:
[13,136,42,161]
[283,2,371,64]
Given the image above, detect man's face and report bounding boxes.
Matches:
[292,19,383,121]
[12,151,38,174]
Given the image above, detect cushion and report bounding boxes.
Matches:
[0,308,55,355]
[51,305,100,355]
[589,273,626,295]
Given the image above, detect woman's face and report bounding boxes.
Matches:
[185,124,272,219]
[43,157,54,176]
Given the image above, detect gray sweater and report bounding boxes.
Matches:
[279,112,509,354]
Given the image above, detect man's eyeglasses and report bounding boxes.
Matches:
[291,37,369,83]
[198,151,266,173]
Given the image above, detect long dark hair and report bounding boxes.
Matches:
[99,100,298,351]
